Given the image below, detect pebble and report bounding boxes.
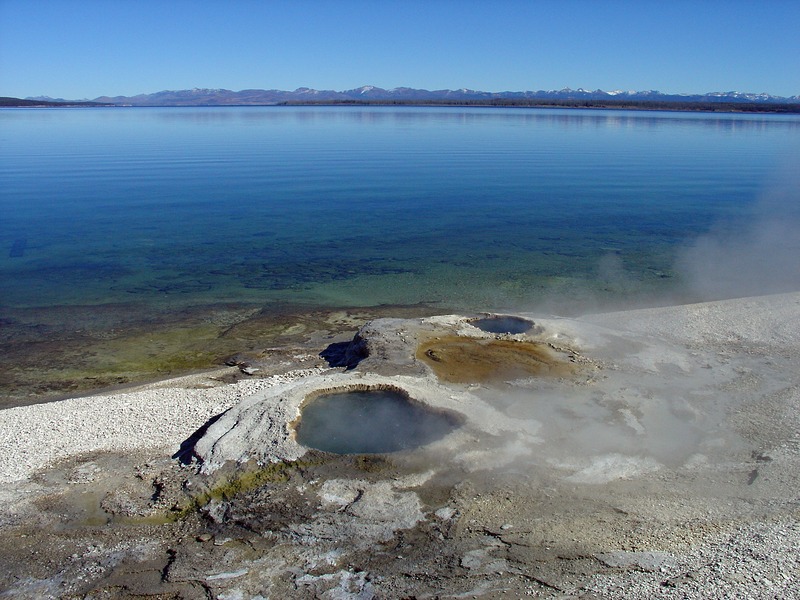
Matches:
[0,368,326,483]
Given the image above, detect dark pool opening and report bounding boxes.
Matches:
[471,315,535,335]
[294,389,460,454]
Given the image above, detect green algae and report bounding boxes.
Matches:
[355,455,393,473]
[170,459,318,521]
[0,303,443,408]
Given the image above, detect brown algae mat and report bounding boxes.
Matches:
[416,335,580,383]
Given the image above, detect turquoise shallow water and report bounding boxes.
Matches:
[1,106,799,317]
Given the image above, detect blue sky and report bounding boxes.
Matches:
[1,0,798,99]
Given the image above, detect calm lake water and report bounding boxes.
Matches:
[2,105,799,324]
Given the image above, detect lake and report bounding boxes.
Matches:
[1,106,799,402]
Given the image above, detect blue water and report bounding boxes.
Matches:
[1,106,799,316]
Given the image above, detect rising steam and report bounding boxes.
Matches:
[675,163,800,301]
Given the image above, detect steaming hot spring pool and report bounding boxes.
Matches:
[294,388,461,454]
[470,316,536,334]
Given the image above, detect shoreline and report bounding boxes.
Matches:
[2,292,799,598]
[0,301,447,409]
[5,97,800,114]
[1,289,691,410]
[4,290,799,481]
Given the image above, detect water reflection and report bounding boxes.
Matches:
[71,105,800,133]
[1,104,797,317]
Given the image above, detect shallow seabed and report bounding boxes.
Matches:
[2,106,799,404]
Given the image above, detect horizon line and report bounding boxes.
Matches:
[22,84,799,102]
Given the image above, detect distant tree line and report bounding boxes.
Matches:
[3,95,798,114]
[0,97,111,107]
[278,98,800,114]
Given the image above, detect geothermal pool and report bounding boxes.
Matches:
[470,315,536,334]
[294,388,460,454]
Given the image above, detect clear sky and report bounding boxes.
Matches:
[1,0,799,100]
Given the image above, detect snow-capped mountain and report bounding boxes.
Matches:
[41,86,800,106]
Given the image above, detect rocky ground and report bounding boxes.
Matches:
[1,295,800,598]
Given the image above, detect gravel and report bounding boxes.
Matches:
[0,367,326,483]
[583,518,800,599]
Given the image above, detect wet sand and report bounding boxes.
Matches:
[1,293,799,598]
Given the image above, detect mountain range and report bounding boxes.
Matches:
[27,86,800,107]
